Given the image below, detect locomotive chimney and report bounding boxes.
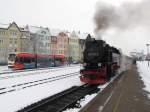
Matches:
[86,34,92,41]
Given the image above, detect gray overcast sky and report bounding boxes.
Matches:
[0,0,141,33]
[1,0,146,55]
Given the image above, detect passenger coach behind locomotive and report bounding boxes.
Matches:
[80,34,121,84]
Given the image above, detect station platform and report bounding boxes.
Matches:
[80,65,150,112]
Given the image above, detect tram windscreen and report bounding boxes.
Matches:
[8,54,16,61]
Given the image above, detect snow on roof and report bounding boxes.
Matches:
[0,23,9,29]
[27,26,41,33]
[24,26,50,34]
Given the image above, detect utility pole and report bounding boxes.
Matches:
[146,44,150,66]
[31,34,38,68]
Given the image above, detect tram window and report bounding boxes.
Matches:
[46,58,49,62]
[44,58,47,62]
[19,57,24,63]
[55,58,63,62]
[8,54,16,61]
[42,58,45,62]
[31,58,35,62]
[24,57,31,63]
[49,58,52,62]
[15,57,19,62]
[40,58,42,62]
[38,58,43,63]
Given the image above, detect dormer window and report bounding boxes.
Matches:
[41,31,46,34]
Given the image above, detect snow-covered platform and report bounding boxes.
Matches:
[79,62,150,112]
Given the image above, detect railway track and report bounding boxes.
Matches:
[18,84,99,112]
[0,72,79,95]
[0,65,80,80]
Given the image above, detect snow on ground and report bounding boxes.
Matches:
[137,61,150,98]
[0,65,83,112]
[0,64,122,112]
[0,66,80,88]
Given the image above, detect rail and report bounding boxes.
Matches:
[0,72,80,95]
[17,84,99,112]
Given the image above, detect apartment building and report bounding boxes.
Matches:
[57,32,69,60]
[25,26,51,55]
[50,29,60,56]
[0,22,30,64]
[68,31,80,62]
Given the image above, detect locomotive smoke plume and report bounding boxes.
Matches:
[94,3,118,33]
[94,0,150,32]
[94,0,150,54]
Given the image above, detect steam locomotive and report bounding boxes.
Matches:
[80,34,121,84]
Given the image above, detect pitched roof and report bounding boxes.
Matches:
[27,26,41,33]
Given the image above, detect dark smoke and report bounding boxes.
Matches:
[94,0,150,55]
[94,0,150,33]
[94,3,118,33]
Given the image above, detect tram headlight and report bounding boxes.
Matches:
[98,63,101,66]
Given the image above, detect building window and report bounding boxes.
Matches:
[11,32,17,36]
[10,38,13,44]
[0,31,6,35]
[0,40,3,44]
[15,49,17,52]
[14,39,17,44]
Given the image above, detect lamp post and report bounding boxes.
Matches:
[146,44,150,66]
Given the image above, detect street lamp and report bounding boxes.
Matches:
[146,44,150,55]
[146,44,150,66]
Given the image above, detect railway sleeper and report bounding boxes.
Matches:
[45,105,60,112]
[72,92,85,96]
[66,94,81,98]
[59,98,73,104]
[54,101,69,107]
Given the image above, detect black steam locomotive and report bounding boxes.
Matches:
[80,34,121,84]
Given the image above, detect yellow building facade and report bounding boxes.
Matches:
[0,22,30,64]
[68,31,80,62]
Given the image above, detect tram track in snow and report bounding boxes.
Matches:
[0,65,80,80]
[0,72,80,95]
[0,65,79,75]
